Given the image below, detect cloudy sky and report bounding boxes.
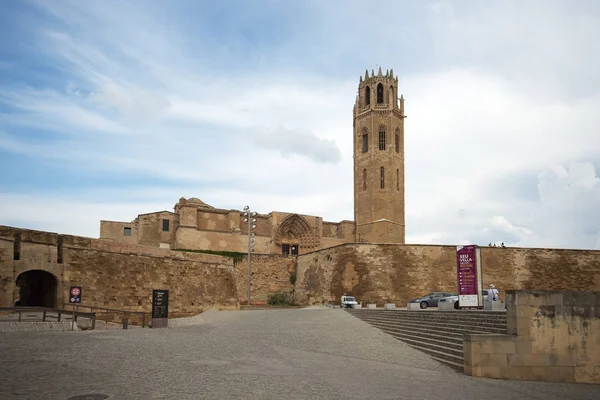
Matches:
[1,0,599,250]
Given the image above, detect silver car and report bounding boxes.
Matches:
[409,292,457,309]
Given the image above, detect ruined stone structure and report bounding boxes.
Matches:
[354,68,406,244]
[100,197,356,256]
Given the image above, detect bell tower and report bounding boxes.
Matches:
[353,67,406,243]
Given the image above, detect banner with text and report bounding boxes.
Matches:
[456,245,483,307]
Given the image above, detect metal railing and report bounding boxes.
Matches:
[63,304,147,329]
[0,306,96,330]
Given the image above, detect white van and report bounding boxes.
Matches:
[340,295,358,308]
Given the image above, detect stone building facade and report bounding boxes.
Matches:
[100,197,356,255]
[100,67,407,253]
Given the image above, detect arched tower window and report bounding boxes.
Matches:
[378,126,386,151]
[362,128,368,153]
[396,169,400,191]
[363,169,367,191]
[380,167,385,189]
[365,86,370,106]
[390,86,394,106]
[377,83,383,104]
[395,128,400,153]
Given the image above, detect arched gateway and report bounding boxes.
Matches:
[15,270,58,307]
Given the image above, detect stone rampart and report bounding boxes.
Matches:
[295,243,600,306]
[0,225,239,317]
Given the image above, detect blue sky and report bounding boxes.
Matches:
[1,0,600,249]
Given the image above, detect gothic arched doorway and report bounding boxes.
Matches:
[15,270,57,307]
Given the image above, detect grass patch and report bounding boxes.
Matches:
[175,248,246,265]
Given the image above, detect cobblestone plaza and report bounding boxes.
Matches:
[1,308,599,399]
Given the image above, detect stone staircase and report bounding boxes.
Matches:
[346,309,508,370]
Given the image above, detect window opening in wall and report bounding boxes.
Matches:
[124,227,132,236]
[365,86,370,105]
[396,169,400,191]
[291,245,299,256]
[162,219,170,232]
[282,244,290,256]
[377,83,383,104]
[362,133,368,153]
[363,169,367,191]
[380,167,385,189]
[378,127,386,150]
[13,233,21,261]
[395,133,399,153]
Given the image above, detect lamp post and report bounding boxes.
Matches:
[243,206,257,306]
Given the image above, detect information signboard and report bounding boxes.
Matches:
[69,286,82,304]
[152,289,169,319]
[456,245,483,307]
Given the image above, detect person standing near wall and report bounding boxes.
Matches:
[488,284,499,301]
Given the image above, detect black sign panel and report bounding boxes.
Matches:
[69,286,82,303]
[152,289,169,318]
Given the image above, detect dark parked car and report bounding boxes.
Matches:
[409,292,457,309]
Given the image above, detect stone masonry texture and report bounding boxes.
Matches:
[0,226,239,317]
[464,290,600,384]
[295,243,600,306]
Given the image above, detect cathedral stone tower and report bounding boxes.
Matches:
[353,67,406,243]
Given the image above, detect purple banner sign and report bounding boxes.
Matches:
[457,245,480,307]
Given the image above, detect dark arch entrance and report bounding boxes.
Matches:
[15,270,57,307]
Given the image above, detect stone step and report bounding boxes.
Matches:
[348,310,507,323]
[374,325,465,354]
[350,309,506,316]
[352,315,507,330]
[354,315,508,334]
[347,311,507,324]
[364,321,470,346]
[385,331,465,362]
[404,343,465,371]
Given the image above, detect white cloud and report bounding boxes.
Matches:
[1,1,600,250]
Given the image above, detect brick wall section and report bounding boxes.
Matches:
[0,226,239,317]
[295,244,600,306]
[234,254,296,304]
[464,290,600,383]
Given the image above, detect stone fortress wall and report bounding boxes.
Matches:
[0,226,239,317]
[3,224,600,313]
[294,243,600,306]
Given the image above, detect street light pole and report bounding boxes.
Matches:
[243,206,257,306]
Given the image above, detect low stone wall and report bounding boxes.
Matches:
[464,290,600,384]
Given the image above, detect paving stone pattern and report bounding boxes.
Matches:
[0,308,599,400]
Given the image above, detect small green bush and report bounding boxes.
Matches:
[267,291,294,306]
